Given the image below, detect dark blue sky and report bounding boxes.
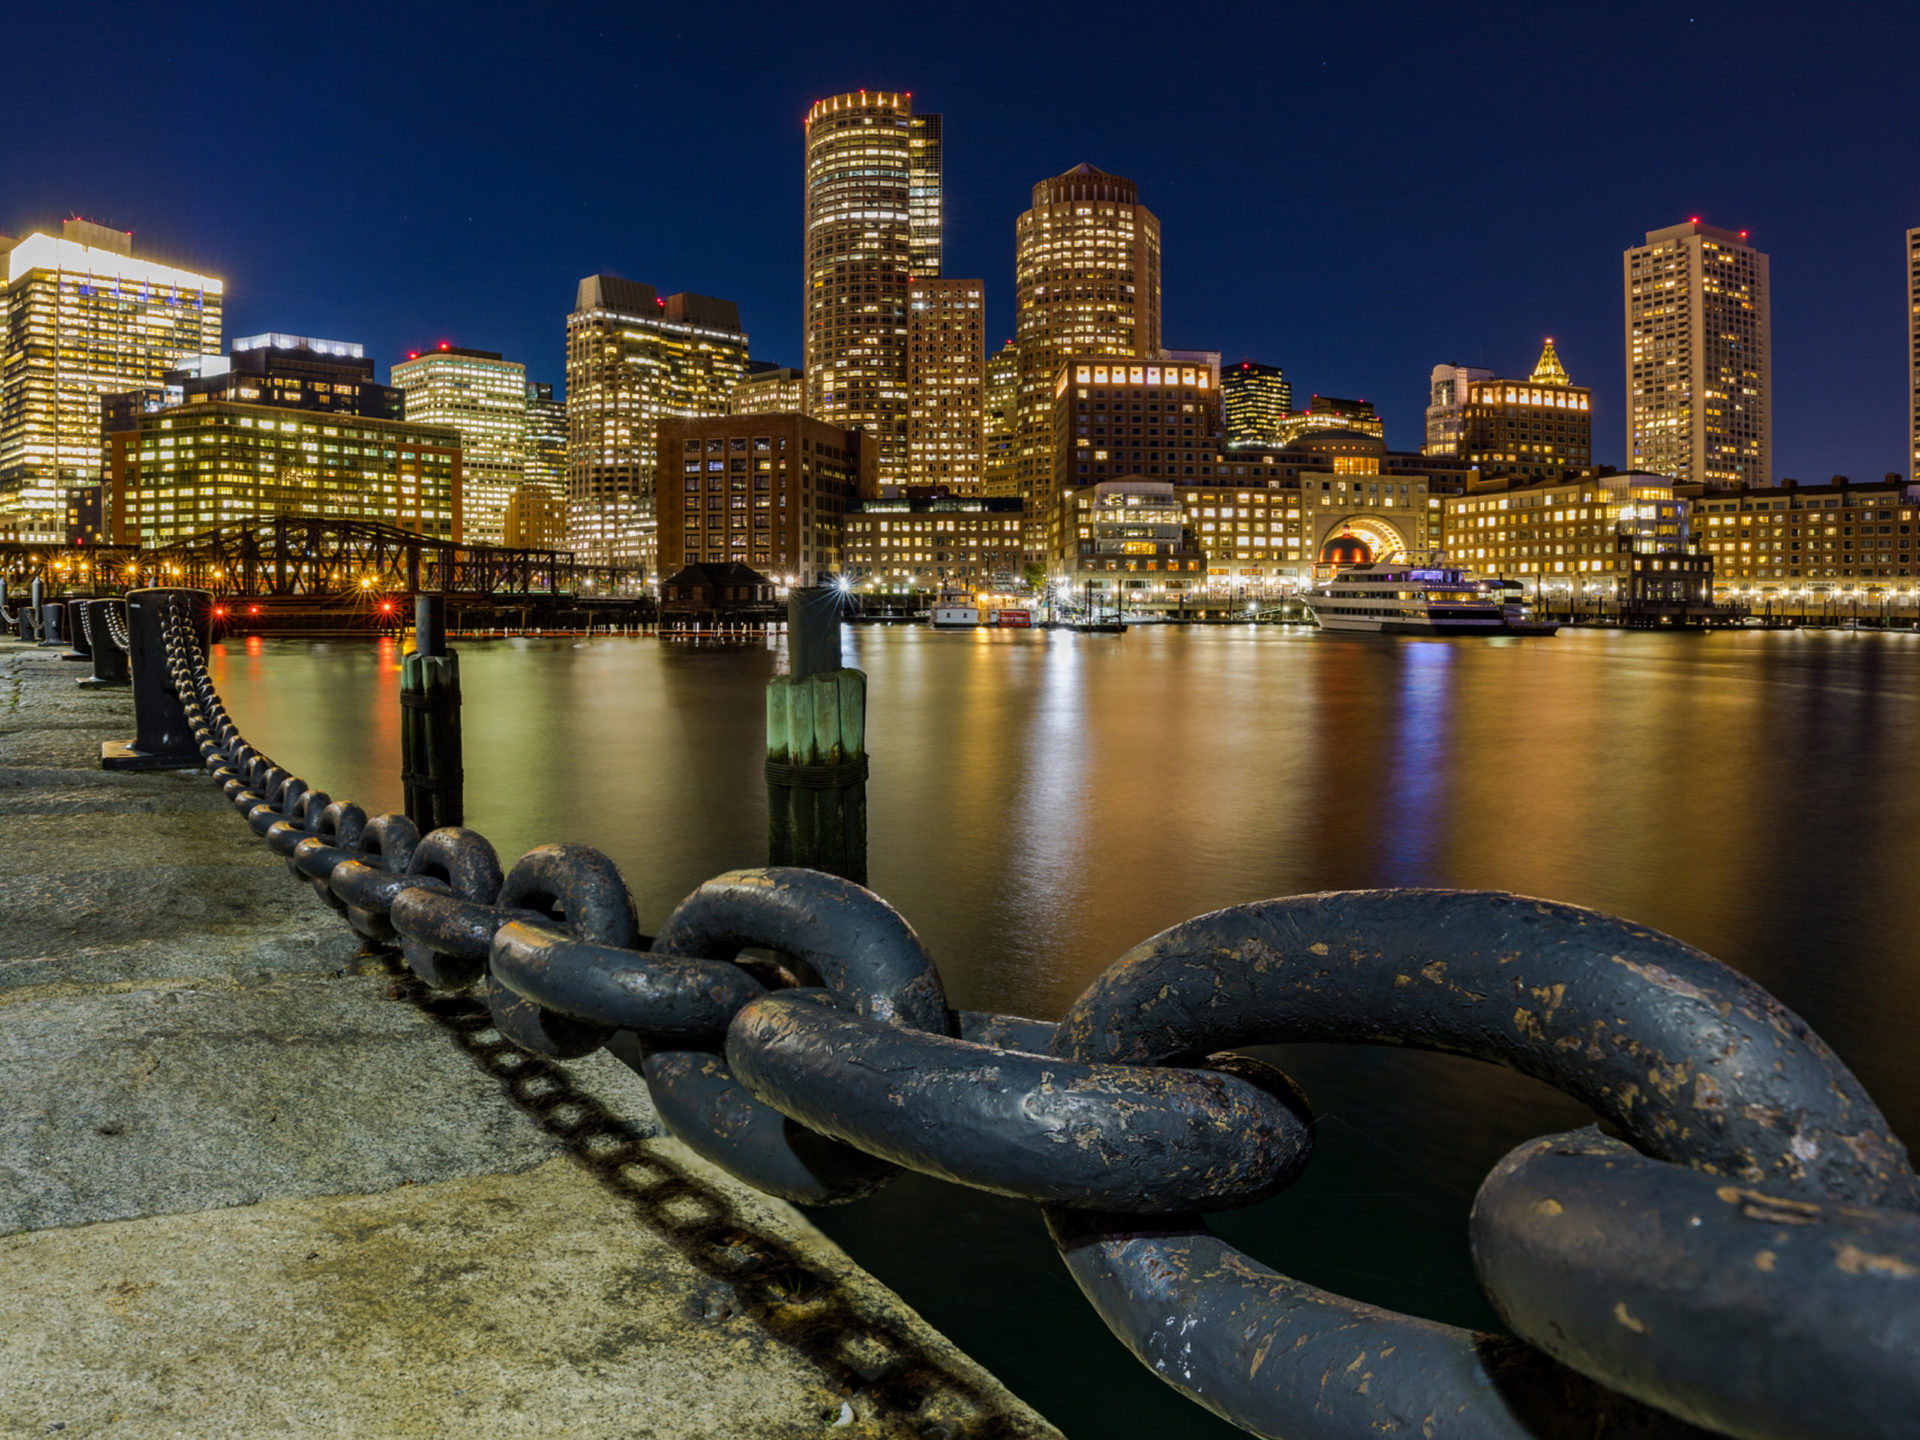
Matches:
[7,1,1914,481]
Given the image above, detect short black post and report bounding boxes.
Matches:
[60,600,92,662]
[766,586,867,884]
[14,579,34,641]
[401,592,463,831]
[104,588,212,770]
[79,600,130,688]
[37,601,65,648]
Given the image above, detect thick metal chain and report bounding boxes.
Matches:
[104,599,131,653]
[151,592,1920,1440]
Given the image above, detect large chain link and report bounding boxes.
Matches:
[150,590,1920,1440]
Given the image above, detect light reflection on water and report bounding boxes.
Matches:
[210,626,1920,1438]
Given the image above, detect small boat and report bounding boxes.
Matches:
[1305,557,1558,636]
[928,590,981,629]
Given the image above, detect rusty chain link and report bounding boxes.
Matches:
[143,588,1919,1440]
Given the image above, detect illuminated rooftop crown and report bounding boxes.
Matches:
[1530,339,1570,387]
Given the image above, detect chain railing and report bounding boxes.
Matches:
[59,587,1920,1439]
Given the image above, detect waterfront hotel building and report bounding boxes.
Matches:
[0,219,223,542]
[1423,341,1592,482]
[1681,476,1920,596]
[842,491,1024,591]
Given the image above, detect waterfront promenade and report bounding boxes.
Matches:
[0,642,1057,1439]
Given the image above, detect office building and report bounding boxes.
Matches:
[524,380,567,490]
[843,491,1024,591]
[108,401,460,545]
[732,365,805,416]
[1424,342,1592,481]
[1273,396,1383,449]
[655,413,875,583]
[1908,228,1920,479]
[566,276,750,570]
[390,345,527,547]
[1221,361,1293,450]
[0,218,223,541]
[1014,164,1161,552]
[908,278,985,491]
[1625,219,1770,487]
[803,90,943,485]
[1443,471,1702,602]
[1684,477,1920,593]
[983,339,1018,498]
[210,334,399,418]
[504,483,568,549]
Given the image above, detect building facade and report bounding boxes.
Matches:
[565,276,750,571]
[802,90,942,486]
[983,339,1018,498]
[202,335,399,418]
[0,219,224,541]
[1014,165,1161,554]
[1684,477,1920,593]
[1443,471,1699,601]
[1221,361,1292,450]
[1052,478,1206,609]
[907,277,985,492]
[731,365,805,415]
[1273,395,1383,449]
[389,345,527,547]
[1909,228,1920,480]
[1625,219,1771,487]
[108,401,460,545]
[524,380,567,490]
[655,413,875,583]
[843,491,1023,591]
[1051,354,1224,526]
[503,483,568,549]
[1424,342,1592,481]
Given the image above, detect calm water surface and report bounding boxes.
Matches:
[211,626,1920,1438]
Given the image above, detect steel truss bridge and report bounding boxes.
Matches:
[0,516,645,600]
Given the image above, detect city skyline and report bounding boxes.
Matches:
[4,3,1915,487]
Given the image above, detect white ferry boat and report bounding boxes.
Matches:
[1305,560,1557,636]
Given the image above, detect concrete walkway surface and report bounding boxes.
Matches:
[0,642,1061,1440]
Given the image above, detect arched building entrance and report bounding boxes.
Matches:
[1311,514,1412,573]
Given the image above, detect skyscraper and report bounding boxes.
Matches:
[1013,164,1161,555]
[1908,227,1920,478]
[1624,219,1770,488]
[523,380,567,491]
[1221,361,1293,450]
[390,346,528,547]
[983,340,1018,498]
[731,365,805,415]
[565,276,750,569]
[803,90,942,487]
[0,218,223,541]
[907,277,984,491]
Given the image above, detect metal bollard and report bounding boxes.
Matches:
[60,601,92,662]
[37,601,65,648]
[103,588,213,770]
[400,592,463,829]
[79,600,130,688]
[765,587,867,884]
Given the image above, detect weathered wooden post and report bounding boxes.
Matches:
[766,586,867,883]
[400,592,463,831]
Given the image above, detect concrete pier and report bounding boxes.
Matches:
[0,643,1059,1439]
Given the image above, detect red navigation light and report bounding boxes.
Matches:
[438,341,449,350]
[1690,215,1700,224]
[212,606,227,619]
[1740,230,1749,239]
[379,600,394,613]
[247,605,260,617]
[407,350,418,360]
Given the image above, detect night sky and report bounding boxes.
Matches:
[7,1,1914,482]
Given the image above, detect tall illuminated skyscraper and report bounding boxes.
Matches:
[907,278,984,491]
[565,276,749,569]
[0,218,222,541]
[1221,361,1292,450]
[983,340,1019,499]
[1624,219,1770,488]
[390,346,528,546]
[523,380,567,491]
[1908,227,1920,477]
[803,90,943,487]
[1013,165,1160,554]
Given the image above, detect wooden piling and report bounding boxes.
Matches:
[401,593,463,830]
[766,587,867,883]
